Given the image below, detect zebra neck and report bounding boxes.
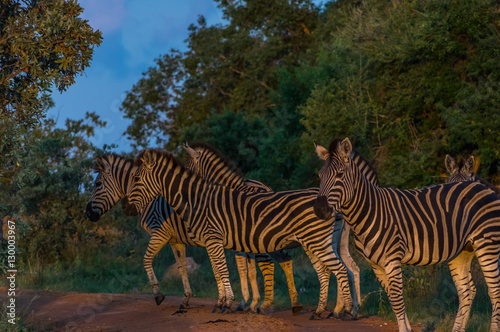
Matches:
[203,166,246,189]
[159,163,210,224]
[341,165,379,231]
[112,159,137,197]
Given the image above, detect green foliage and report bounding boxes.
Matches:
[0,0,102,230]
[301,0,500,188]
[181,111,268,174]
[1,113,118,272]
[0,0,102,126]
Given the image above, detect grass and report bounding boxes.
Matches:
[0,294,46,332]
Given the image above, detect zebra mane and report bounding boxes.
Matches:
[187,142,245,181]
[327,139,343,155]
[456,157,467,171]
[350,149,380,186]
[135,148,180,167]
[93,153,134,171]
[135,148,202,178]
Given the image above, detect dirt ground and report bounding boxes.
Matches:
[4,288,423,331]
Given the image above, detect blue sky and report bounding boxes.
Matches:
[48,0,225,153]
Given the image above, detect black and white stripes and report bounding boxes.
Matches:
[123,148,356,319]
[314,138,500,332]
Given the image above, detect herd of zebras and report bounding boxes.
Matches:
[85,138,500,332]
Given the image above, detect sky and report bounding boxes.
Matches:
[48,0,225,153]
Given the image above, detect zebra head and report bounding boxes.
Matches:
[183,142,202,174]
[313,138,355,221]
[86,154,130,222]
[123,149,162,216]
[183,142,252,190]
[445,154,476,182]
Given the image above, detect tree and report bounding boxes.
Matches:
[8,113,115,265]
[121,0,320,150]
[181,110,268,174]
[301,0,500,188]
[0,0,102,126]
[0,0,102,220]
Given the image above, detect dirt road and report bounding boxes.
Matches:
[6,288,422,331]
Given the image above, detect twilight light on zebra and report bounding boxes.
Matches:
[122,148,357,319]
[314,137,500,332]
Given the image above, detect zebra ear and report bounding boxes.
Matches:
[95,156,111,174]
[314,141,329,160]
[339,138,352,162]
[183,142,200,161]
[445,155,456,173]
[463,155,475,174]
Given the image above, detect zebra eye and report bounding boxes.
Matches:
[134,176,141,182]
[95,181,102,187]
[336,172,344,179]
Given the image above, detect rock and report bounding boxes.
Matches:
[163,257,200,280]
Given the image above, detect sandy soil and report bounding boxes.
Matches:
[3,288,423,331]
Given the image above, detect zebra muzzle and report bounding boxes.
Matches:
[314,196,333,220]
[85,202,101,222]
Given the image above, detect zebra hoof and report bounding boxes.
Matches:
[178,303,190,310]
[326,311,338,319]
[292,303,303,315]
[235,305,245,312]
[309,312,322,320]
[256,307,270,315]
[219,305,233,314]
[155,294,165,306]
[211,305,222,313]
[341,310,355,321]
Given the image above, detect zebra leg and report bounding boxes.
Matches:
[206,239,235,313]
[234,252,251,312]
[375,261,412,332]
[332,282,345,319]
[247,255,261,313]
[337,223,360,314]
[257,258,275,315]
[144,230,170,305]
[303,248,331,320]
[330,218,347,318]
[475,244,500,332]
[209,258,227,313]
[279,260,302,315]
[170,243,192,309]
[305,243,354,319]
[448,249,476,332]
[269,250,302,315]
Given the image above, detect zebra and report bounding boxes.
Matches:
[313,137,500,332]
[85,154,196,308]
[184,142,362,318]
[183,143,302,314]
[85,152,296,314]
[122,148,359,320]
